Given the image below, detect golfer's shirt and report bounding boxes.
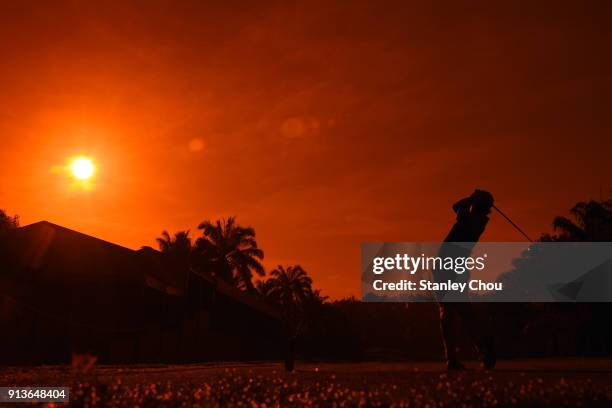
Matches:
[434,199,489,301]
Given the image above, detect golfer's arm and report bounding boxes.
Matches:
[452,197,472,220]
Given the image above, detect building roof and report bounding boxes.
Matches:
[0,221,280,321]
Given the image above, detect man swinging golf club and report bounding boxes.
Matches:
[435,189,497,370]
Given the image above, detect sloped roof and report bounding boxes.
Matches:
[0,221,280,320]
[0,221,146,329]
[0,220,141,283]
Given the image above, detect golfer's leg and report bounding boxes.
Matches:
[457,302,496,368]
[439,303,458,364]
[454,302,484,351]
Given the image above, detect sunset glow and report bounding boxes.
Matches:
[1,4,611,405]
[1,2,610,300]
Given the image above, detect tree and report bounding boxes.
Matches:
[258,265,328,325]
[499,196,612,356]
[157,230,193,256]
[309,289,329,305]
[156,230,193,271]
[500,197,612,288]
[258,264,317,371]
[541,199,612,242]
[195,217,264,291]
[262,265,313,308]
[0,209,19,231]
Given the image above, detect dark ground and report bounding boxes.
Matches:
[1,358,611,407]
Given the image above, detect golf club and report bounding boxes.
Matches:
[492,204,534,242]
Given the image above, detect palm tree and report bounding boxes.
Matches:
[155,229,194,282]
[255,278,273,298]
[156,230,193,258]
[0,209,19,231]
[263,265,313,308]
[195,217,264,291]
[543,199,612,241]
[259,264,320,372]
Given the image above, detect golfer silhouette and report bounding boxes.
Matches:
[435,189,496,370]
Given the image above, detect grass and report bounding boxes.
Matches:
[1,359,611,407]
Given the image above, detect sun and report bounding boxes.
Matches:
[70,157,96,180]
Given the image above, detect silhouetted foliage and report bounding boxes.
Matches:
[496,196,612,358]
[153,230,194,283]
[4,191,610,363]
[0,209,19,231]
[500,197,612,286]
[257,264,321,370]
[300,195,612,361]
[195,217,264,292]
[157,230,193,254]
[541,198,612,241]
[262,265,313,308]
[258,265,321,333]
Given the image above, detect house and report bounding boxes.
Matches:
[0,221,282,364]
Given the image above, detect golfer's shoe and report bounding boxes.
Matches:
[482,352,497,370]
[446,360,466,371]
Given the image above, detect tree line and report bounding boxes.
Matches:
[2,192,611,359]
[147,216,328,346]
[0,211,325,307]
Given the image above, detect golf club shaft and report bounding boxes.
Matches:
[492,205,534,242]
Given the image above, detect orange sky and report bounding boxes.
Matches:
[1,1,611,298]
